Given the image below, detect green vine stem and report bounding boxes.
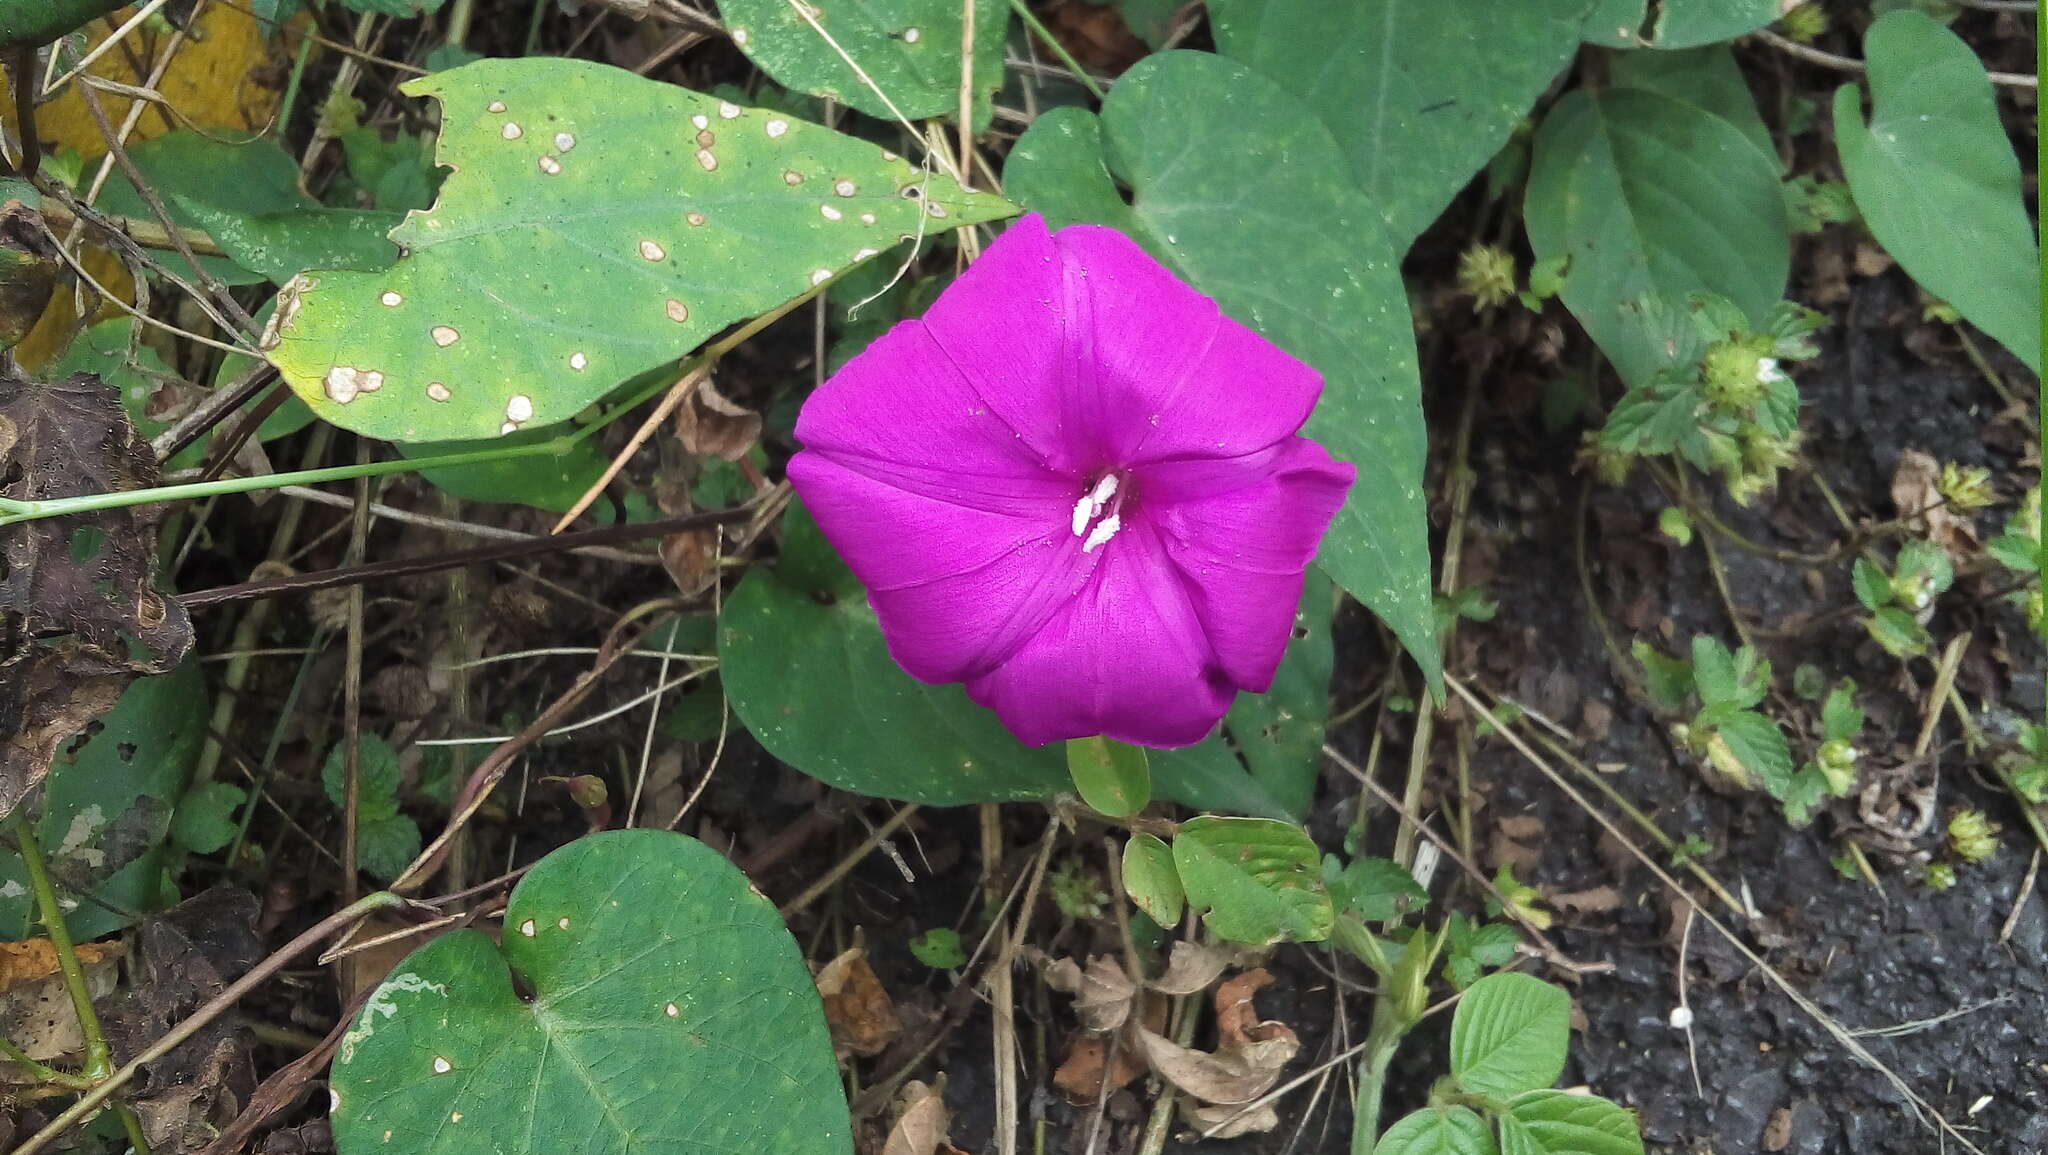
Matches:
[8,811,114,1081]
[0,281,822,529]
[1349,1008,1410,1154]
[1006,0,1109,101]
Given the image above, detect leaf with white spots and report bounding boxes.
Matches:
[715,0,1008,124]
[1004,51,1442,694]
[330,830,851,1155]
[267,57,1014,443]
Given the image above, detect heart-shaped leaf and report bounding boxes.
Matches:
[715,0,1008,124]
[1525,87,1788,385]
[1005,50,1439,693]
[267,57,1014,443]
[1210,0,1583,249]
[1450,972,1571,1098]
[1833,10,2040,373]
[719,503,1303,812]
[330,829,850,1154]
[1580,0,1774,48]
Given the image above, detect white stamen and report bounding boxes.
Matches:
[1081,514,1121,554]
[1071,495,1094,537]
[1757,356,1784,383]
[1089,475,1118,506]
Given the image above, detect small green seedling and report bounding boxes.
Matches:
[1485,864,1552,931]
[1434,585,1499,632]
[1596,293,1824,504]
[320,735,421,882]
[1373,972,1644,1155]
[908,928,966,969]
[1852,539,1954,657]
[1987,486,2043,633]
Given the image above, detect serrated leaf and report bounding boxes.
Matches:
[1171,816,1332,945]
[1630,639,1694,711]
[1499,1090,1643,1155]
[171,782,246,854]
[1328,856,1428,923]
[1988,534,2039,573]
[1450,972,1571,1098]
[321,734,403,823]
[0,662,206,940]
[354,813,422,882]
[1833,11,2040,372]
[1711,709,1794,797]
[1851,557,1891,610]
[1068,736,1150,817]
[1687,636,1742,707]
[1375,1106,1498,1155]
[268,58,1015,443]
[715,0,1008,125]
[1526,88,1788,385]
[1867,606,1931,657]
[1005,51,1439,693]
[1209,0,1582,248]
[1820,685,1863,742]
[1121,833,1184,929]
[330,830,850,1155]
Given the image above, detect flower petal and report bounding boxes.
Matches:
[794,317,1076,516]
[1148,438,1355,690]
[1047,224,1326,465]
[965,520,1234,747]
[790,453,1098,683]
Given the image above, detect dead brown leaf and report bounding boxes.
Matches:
[1182,1099,1279,1139]
[1042,953,1137,1033]
[1135,969,1298,1107]
[0,367,194,818]
[882,1080,965,1155]
[1552,886,1624,916]
[1890,448,1979,556]
[1150,940,1231,996]
[0,198,59,349]
[658,526,723,598]
[816,946,901,1058]
[671,375,762,461]
[1052,1032,1148,1104]
[0,938,123,1074]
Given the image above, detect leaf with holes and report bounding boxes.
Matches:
[1005,51,1439,694]
[1171,816,1332,945]
[0,661,206,941]
[1209,0,1582,249]
[716,0,1008,124]
[1834,10,2040,373]
[1450,972,1571,1099]
[1524,87,1788,385]
[267,57,1014,444]
[330,829,850,1155]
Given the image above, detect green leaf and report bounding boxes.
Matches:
[170,783,246,855]
[1819,684,1863,742]
[1525,88,1788,385]
[48,320,202,470]
[1499,1090,1644,1155]
[172,196,401,285]
[1067,736,1151,817]
[1578,0,1773,48]
[98,133,319,287]
[1866,606,1931,657]
[354,814,423,882]
[1327,855,1428,923]
[269,58,1015,443]
[397,425,612,511]
[1171,816,1333,945]
[721,504,1303,810]
[908,927,966,969]
[322,733,404,822]
[330,830,850,1155]
[1833,11,2040,372]
[1121,833,1184,929]
[1630,639,1694,711]
[1988,533,2039,573]
[1709,709,1794,797]
[715,0,1008,125]
[1208,0,1582,248]
[0,662,207,940]
[1687,635,1767,708]
[1451,972,1572,1098]
[1006,51,1439,692]
[1608,45,1773,160]
[1223,570,1334,818]
[1375,1106,1498,1155]
[1851,557,1892,610]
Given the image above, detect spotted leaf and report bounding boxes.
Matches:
[330,830,851,1155]
[715,0,1009,124]
[267,57,1014,443]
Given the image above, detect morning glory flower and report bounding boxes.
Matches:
[787,214,1354,748]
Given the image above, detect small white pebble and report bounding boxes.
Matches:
[902,25,921,42]
[501,122,522,140]
[554,131,576,151]
[505,394,535,422]
[379,291,402,307]
[432,1057,452,1074]
[1668,1006,1694,1030]
[732,27,750,44]
[569,352,588,371]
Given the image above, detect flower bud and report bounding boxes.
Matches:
[1457,244,1517,312]
[1946,808,1999,864]
[1816,739,1859,794]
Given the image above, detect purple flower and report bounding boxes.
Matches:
[787,214,1355,748]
